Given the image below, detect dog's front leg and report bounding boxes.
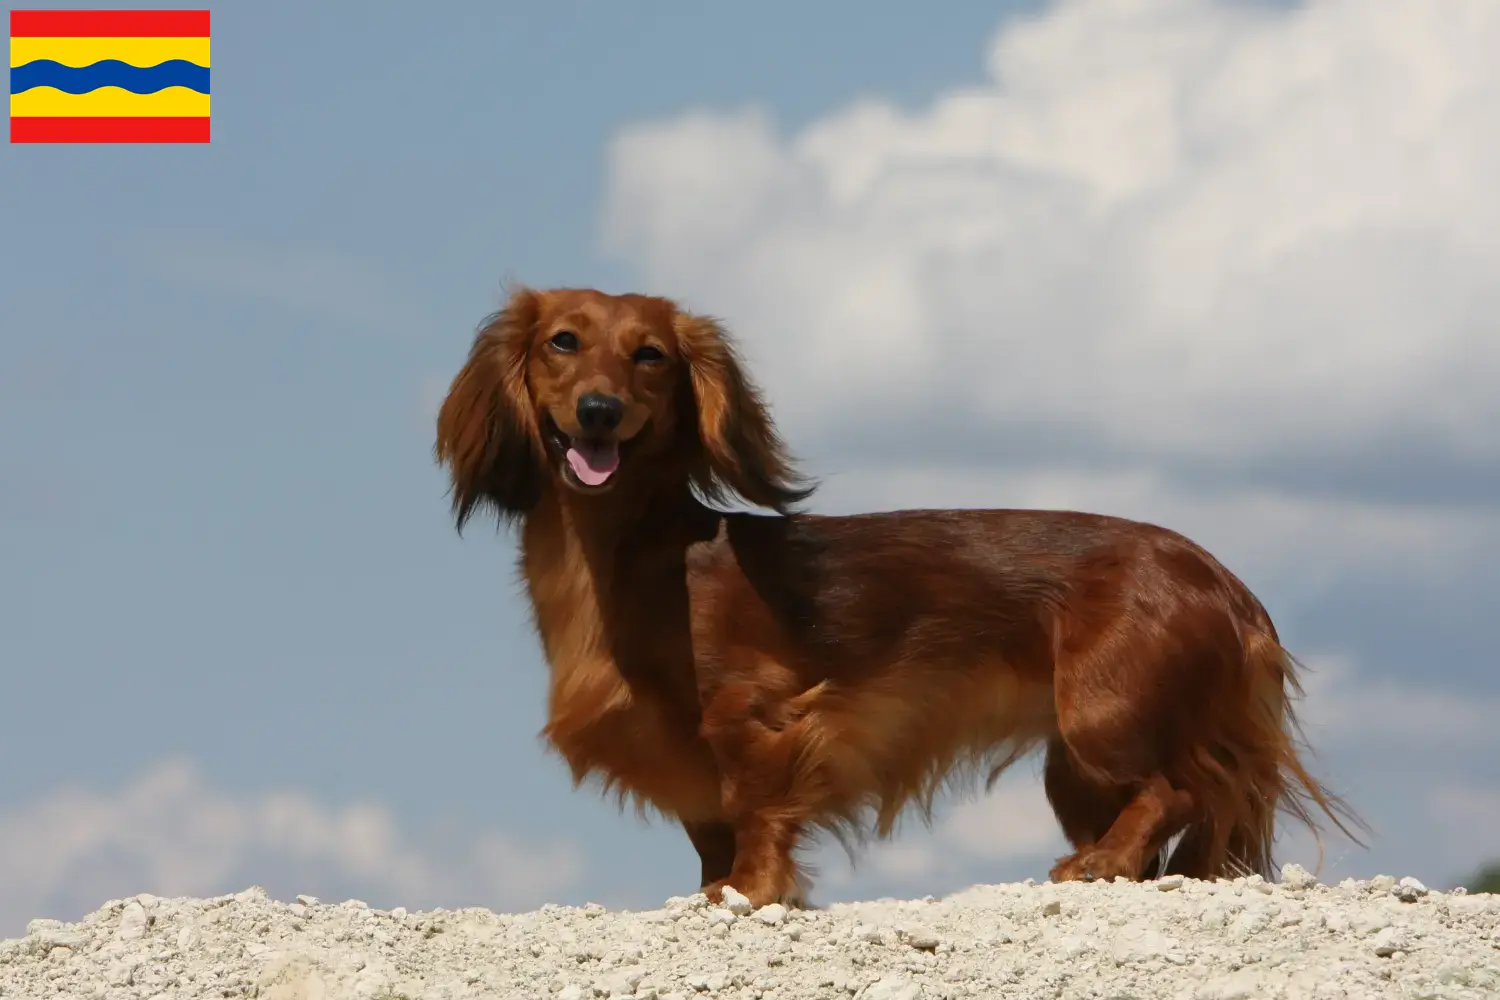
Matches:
[697,688,811,908]
[682,819,736,890]
[700,809,805,909]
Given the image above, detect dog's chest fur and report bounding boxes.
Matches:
[521,514,724,823]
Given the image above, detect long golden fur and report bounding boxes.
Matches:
[434,285,1364,906]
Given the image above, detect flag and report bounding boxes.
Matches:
[10,9,210,144]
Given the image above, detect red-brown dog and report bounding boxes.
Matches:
[435,286,1362,907]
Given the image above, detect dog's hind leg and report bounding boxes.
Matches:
[1042,736,1170,881]
[1159,822,1217,879]
[1043,644,1204,882]
[1048,771,1195,882]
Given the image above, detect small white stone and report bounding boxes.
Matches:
[295,894,320,906]
[1198,969,1262,1000]
[598,968,644,997]
[904,929,941,950]
[1230,908,1271,940]
[26,920,85,952]
[862,975,921,1000]
[755,903,787,926]
[1057,935,1092,958]
[1156,874,1185,891]
[719,887,753,916]
[116,902,148,942]
[1372,926,1410,957]
[1395,877,1429,902]
[1279,863,1318,891]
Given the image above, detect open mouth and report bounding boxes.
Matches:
[544,414,623,490]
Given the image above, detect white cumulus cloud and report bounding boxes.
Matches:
[601,0,1500,510]
[0,759,582,938]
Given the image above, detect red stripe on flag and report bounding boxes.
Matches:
[9,9,210,38]
[10,116,211,143]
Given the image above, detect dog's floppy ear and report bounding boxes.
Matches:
[675,311,815,515]
[434,287,546,531]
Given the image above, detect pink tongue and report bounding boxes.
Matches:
[566,439,620,487]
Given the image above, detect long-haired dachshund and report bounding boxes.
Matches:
[435,286,1363,907]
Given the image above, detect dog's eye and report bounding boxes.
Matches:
[633,345,666,364]
[549,331,580,353]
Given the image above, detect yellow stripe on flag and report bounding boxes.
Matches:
[10,36,211,68]
[10,86,211,118]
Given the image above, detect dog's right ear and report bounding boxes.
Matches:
[434,287,546,531]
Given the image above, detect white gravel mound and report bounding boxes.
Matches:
[2,868,1497,1000]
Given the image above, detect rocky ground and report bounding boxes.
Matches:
[2,866,1497,999]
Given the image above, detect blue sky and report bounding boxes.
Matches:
[4,0,1499,936]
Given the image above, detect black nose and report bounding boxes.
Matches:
[576,392,624,434]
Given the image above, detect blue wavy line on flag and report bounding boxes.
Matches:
[10,60,210,96]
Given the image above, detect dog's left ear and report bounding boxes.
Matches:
[435,287,547,531]
[675,311,815,514]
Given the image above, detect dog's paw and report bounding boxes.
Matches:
[1049,847,1140,884]
[701,876,794,910]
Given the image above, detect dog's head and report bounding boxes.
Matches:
[435,286,813,530]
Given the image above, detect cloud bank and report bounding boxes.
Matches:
[601,0,1500,551]
[0,759,581,938]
